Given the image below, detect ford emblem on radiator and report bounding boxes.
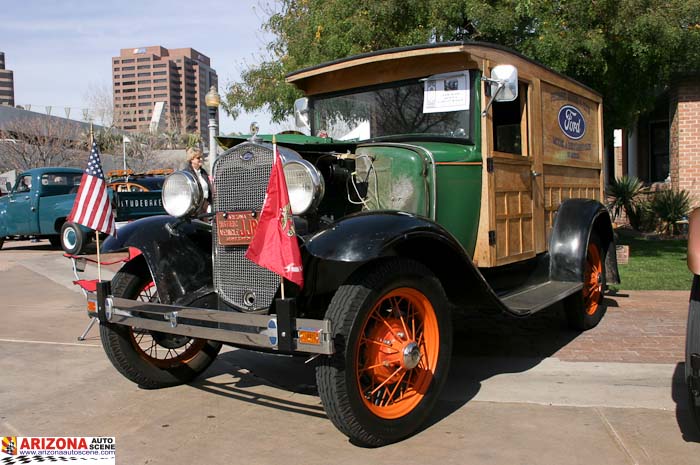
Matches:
[240,151,254,161]
[558,104,586,140]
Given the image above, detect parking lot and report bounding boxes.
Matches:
[1,240,699,464]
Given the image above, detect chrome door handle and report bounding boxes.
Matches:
[531,170,542,177]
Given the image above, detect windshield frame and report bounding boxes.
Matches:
[308,73,477,145]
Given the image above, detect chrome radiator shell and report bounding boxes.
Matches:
[213,142,279,312]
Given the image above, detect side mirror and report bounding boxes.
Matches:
[294,97,310,131]
[481,64,519,116]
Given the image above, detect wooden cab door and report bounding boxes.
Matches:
[488,82,540,266]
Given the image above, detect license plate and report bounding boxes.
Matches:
[216,211,258,246]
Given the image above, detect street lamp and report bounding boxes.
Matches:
[205,85,221,174]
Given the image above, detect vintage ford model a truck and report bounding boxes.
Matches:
[90,42,618,446]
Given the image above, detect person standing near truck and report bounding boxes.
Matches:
[184,147,212,213]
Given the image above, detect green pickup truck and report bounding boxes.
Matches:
[0,167,165,253]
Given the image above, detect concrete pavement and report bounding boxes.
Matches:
[1,240,699,464]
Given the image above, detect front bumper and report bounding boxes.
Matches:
[87,282,333,355]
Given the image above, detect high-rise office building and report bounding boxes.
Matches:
[0,52,15,107]
[112,46,218,138]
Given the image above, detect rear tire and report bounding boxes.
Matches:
[60,222,90,254]
[565,231,607,331]
[100,264,221,388]
[316,258,452,447]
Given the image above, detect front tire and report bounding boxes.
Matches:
[60,222,90,254]
[565,231,607,330]
[100,263,221,388]
[316,258,452,447]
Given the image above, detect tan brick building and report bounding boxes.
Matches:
[0,52,15,107]
[112,46,218,139]
[615,74,700,205]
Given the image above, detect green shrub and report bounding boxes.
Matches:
[607,176,645,222]
[651,189,692,235]
[628,198,656,232]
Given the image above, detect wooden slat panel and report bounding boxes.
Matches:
[493,159,535,265]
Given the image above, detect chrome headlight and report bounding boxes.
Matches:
[283,159,324,214]
[162,171,203,217]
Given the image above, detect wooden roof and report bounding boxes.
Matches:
[286,42,601,102]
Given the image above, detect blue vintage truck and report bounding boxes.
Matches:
[0,167,166,253]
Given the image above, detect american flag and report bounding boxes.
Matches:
[67,141,116,236]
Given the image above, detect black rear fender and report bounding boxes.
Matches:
[549,199,619,284]
[102,215,213,304]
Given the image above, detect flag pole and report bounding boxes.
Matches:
[273,134,286,300]
[89,124,103,282]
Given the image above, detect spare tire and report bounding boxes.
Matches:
[60,222,90,254]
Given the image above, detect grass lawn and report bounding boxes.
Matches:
[611,229,693,290]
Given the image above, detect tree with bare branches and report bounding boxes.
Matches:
[0,117,87,171]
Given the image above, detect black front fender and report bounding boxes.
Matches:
[102,215,213,304]
[303,211,504,311]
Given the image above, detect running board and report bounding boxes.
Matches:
[500,280,582,315]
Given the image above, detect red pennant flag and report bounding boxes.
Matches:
[245,142,304,289]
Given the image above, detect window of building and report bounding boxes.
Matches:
[137,57,150,62]
[137,79,152,84]
[154,78,167,83]
[154,93,167,98]
[138,87,150,92]
[137,72,151,77]
[139,102,151,107]
[124,125,137,129]
[113,59,119,64]
[137,65,150,70]
[154,86,167,90]
[114,82,120,86]
[123,81,135,86]
[113,67,119,71]
[123,73,135,78]
[139,94,152,99]
[123,88,135,93]
[122,58,135,63]
[114,75,120,79]
[123,96,136,100]
[153,63,167,68]
[122,66,135,71]
[153,71,167,76]
[114,89,121,93]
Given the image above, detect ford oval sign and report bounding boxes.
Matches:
[558,105,586,140]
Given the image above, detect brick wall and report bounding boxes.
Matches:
[670,78,700,206]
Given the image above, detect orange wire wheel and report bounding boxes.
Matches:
[583,242,604,316]
[127,281,207,369]
[355,287,439,419]
[565,232,608,331]
[316,258,452,447]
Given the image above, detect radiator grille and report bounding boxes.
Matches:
[213,142,279,312]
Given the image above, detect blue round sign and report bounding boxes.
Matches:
[558,105,586,140]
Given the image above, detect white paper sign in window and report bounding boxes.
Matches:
[423,71,470,114]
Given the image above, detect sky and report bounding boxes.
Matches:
[0,0,289,134]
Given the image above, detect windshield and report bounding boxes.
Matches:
[310,71,473,142]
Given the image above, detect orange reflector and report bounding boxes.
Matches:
[298,329,321,345]
[87,301,97,313]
